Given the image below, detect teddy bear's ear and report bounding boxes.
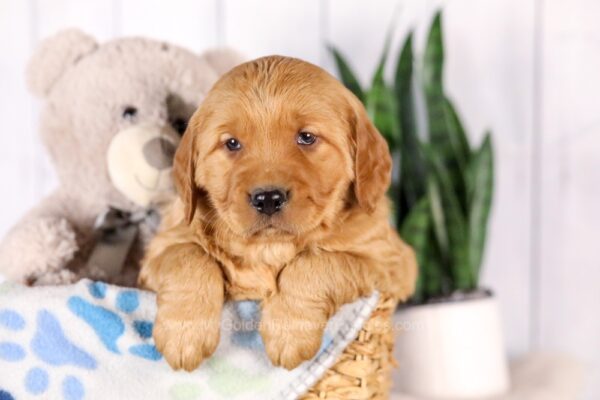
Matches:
[27,29,98,97]
[200,48,245,77]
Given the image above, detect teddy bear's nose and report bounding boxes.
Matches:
[142,137,176,170]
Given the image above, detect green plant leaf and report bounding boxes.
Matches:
[422,144,473,290]
[423,11,470,208]
[400,196,431,301]
[467,132,494,283]
[400,197,449,301]
[422,229,447,298]
[394,33,414,107]
[443,97,471,174]
[423,11,444,94]
[328,46,365,101]
[364,31,400,148]
[394,33,427,225]
[366,85,400,148]
[426,176,449,261]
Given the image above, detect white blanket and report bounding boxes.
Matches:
[0,279,378,400]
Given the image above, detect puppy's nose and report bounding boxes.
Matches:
[250,188,287,216]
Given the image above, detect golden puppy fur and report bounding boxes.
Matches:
[140,56,417,371]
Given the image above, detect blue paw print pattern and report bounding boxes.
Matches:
[0,307,93,399]
[62,376,85,400]
[67,297,125,354]
[87,281,107,299]
[25,368,49,395]
[67,282,161,361]
[129,343,162,361]
[129,320,162,360]
[0,390,15,400]
[0,341,25,361]
[132,320,153,339]
[0,310,25,331]
[0,281,160,399]
[31,310,97,368]
[0,309,26,363]
[231,301,265,351]
[116,291,139,313]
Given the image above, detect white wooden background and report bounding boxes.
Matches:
[0,0,598,398]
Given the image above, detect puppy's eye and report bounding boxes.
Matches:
[122,106,138,120]
[225,138,242,152]
[171,118,188,135]
[297,131,317,145]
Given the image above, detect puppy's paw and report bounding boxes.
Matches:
[153,301,221,371]
[259,295,327,370]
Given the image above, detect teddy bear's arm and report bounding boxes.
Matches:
[0,192,80,285]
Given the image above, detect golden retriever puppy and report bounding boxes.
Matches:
[139,56,417,371]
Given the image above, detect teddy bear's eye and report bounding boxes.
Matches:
[171,118,188,135]
[122,106,138,120]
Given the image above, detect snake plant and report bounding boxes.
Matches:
[330,11,494,303]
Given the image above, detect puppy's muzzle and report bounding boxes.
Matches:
[250,188,288,216]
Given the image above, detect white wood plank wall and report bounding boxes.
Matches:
[0,0,597,397]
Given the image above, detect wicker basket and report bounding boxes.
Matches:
[300,296,397,400]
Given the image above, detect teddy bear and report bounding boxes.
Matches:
[0,29,242,286]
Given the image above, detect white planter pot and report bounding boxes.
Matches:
[392,294,510,399]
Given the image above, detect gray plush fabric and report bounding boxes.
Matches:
[0,29,243,286]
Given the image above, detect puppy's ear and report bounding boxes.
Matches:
[349,94,392,213]
[173,122,198,224]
